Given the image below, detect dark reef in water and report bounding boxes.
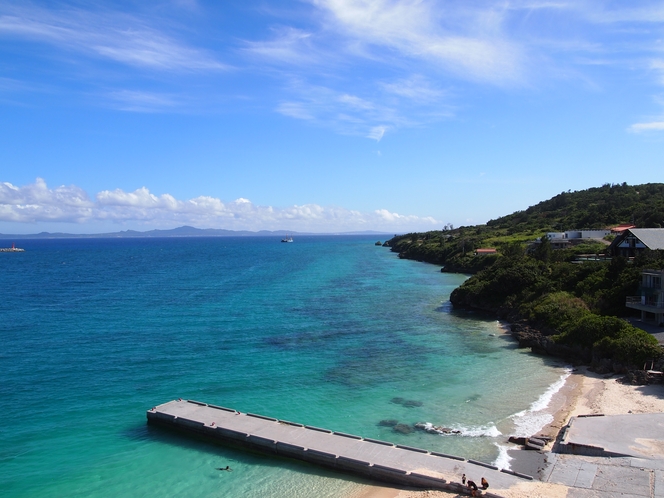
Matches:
[390,397,423,408]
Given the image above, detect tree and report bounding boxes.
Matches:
[500,241,525,259]
[533,235,552,262]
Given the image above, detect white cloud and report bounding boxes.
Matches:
[275,77,449,139]
[311,0,525,85]
[380,75,445,103]
[0,4,228,72]
[0,179,440,232]
[375,208,437,224]
[97,187,179,208]
[276,101,316,120]
[628,121,664,133]
[105,90,180,112]
[0,178,94,222]
[652,60,664,86]
[368,125,387,141]
[243,27,319,65]
[338,93,375,110]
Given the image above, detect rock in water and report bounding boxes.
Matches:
[393,423,414,434]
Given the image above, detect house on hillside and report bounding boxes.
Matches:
[530,229,611,251]
[547,230,611,240]
[626,269,664,326]
[611,224,636,234]
[474,248,497,256]
[609,228,664,258]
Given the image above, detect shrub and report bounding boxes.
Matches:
[594,329,662,367]
[556,314,631,348]
[526,292,590,330]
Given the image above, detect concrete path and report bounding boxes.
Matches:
[543,454,664,498]
[560,414,664,459]
[539,413,664,497]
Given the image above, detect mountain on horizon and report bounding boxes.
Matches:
[0,226,393,239]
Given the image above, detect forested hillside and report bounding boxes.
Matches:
[388,182,664,272]
[386,183,664,372]
[488,182,664,232]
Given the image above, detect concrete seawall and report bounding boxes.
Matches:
[148,399,532,496]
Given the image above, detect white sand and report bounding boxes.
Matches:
[355,367,664,498]
[569,367,664,417]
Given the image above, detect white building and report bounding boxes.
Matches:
[546,230,611,240]
[626,269,664,326]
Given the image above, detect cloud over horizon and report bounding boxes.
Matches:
[0,179,440,233]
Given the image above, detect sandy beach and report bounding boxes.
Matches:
[353,366,664,498]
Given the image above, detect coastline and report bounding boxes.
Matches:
[353,363,664,498]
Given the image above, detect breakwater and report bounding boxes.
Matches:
[148,399,533,496]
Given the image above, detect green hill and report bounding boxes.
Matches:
[488,182,664,231]
[387,182,664,272]
[386,183,664,371]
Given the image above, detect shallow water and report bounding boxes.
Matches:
[0,235,567,497]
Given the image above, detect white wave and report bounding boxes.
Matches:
[460,424,502,438]
[417,422,501,437]
[510,367,572,437]
[493,442,513,470]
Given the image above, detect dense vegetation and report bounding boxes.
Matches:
[488,182,664,232]
[387,183,664,370]
[450,248,664,368]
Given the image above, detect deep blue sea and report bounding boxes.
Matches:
[1,236,568,497]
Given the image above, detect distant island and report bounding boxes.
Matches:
[0,225,393,239]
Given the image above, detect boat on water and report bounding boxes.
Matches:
[281,236,293,243]
[0,242,25,252]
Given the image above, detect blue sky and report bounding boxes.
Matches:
[1,0,663,234]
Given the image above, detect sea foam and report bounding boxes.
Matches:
[510,367,572,437]
[418,422,502,438]
[493,442,513,470]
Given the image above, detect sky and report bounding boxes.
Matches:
[1,0,663,234]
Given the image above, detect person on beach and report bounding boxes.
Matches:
[462,473,466,484]
[467,480,478,496]
[481,477,489,489]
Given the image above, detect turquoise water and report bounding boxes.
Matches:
[1,236,566,497]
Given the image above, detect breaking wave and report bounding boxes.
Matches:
[417,422,501,438]
[493,442,513,470]
[510,367,572,437]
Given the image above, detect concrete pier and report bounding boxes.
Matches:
[147,399,532,496]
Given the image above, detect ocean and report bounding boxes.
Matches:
[1,235,568,497]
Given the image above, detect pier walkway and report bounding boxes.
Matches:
[148,399,532,496]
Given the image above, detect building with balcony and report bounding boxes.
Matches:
[626,269,664,326]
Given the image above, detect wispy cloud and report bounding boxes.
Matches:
[0,179,440,232]
[628,121,664,133]
[243,26,320,65]
[380,75,446,103]
[105,90,180,112]
[310,0,525,85]
[276,101,316,120]
[0,4,228,72]
[275,75,450,138]
[5,1,664,136]
[368,125,387,141]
